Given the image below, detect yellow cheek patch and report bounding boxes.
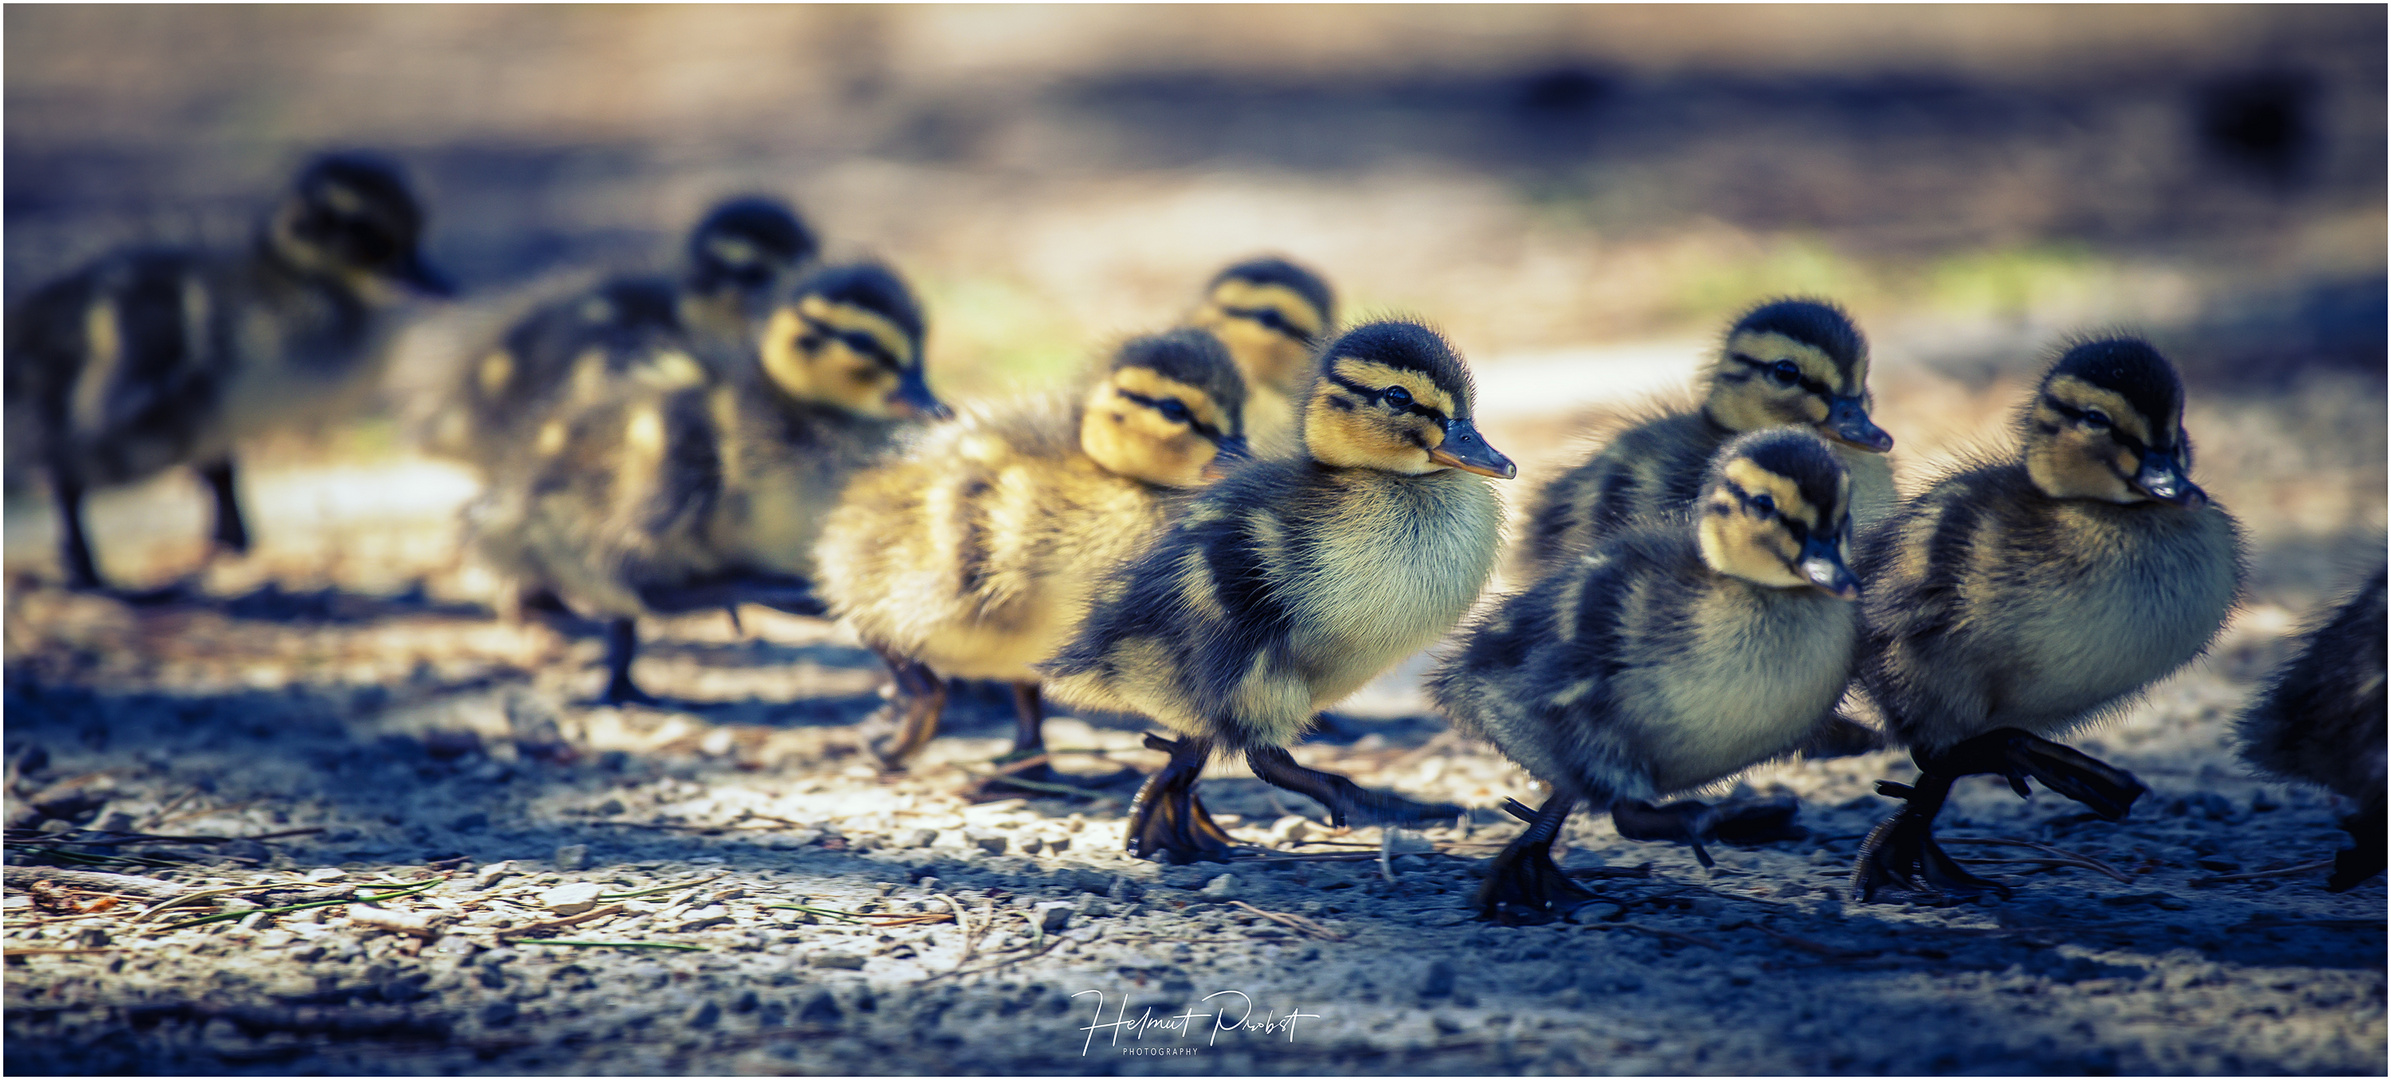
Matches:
[2044,376,2158,446]
[1206,279,1326,340]
[705,235,761,271]
[1111,367,1236,434]
[797,294,913,369]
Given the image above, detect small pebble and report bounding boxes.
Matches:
[554,844,590,871]
[1201,874,1238,898]
[540,881,605,915]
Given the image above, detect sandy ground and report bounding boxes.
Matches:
[3,350,2383,1075]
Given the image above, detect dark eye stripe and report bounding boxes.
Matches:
[1323,371,1446,424]
[1115,387,1229,442]
[1217,304,1315,346]
[798,313,904,372]
[2041,393,2160,454]
[1730,352,1834,397]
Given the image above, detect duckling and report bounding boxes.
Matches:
[1431,428,1864,923]
[1041,320,1512,863]
[437,196,817,466]
[2235,566,2386,891]
[468,261,944,705]
[5,152,451,591]
[1184,257,1335,457]
[1516,298,1895,586]
[814,327,1251,788]
[1849,337,2244,902]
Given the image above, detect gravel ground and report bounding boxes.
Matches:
[4,366,2383,1076]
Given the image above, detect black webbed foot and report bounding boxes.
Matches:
[1125,734,1234,864]
[199,459,249,554]
[858,648,945,771]
[1244,746,1462,828]
[1849,776,2013,903]
[1927,728,2147,821]
[1476,793,1595,925]
[1610,798,1723,868]
[1708,794,1806,846]
[596,617,662,706]
[2328,797,2385,892]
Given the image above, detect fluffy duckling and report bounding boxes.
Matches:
[1431,429,1862,923]
[1516,299,1895,585]
[814,328,1250,786]
[438,197,817,465]
[1184,257,1335,457]
[469,262,943,704]
[6,153,451,591]
[2235,566,2385,891]
[1042,320,1513,863]
[1850,337,2243,901]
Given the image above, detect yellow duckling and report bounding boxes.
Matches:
[6,153,450,590]
[814,328,1250,788]
[1850,337,2243,901]
[1184,256,1335,457]
[1516,298,1894,585]
[1042,320,1515,863]
[2235,565,2385,891]
[1434,428,1862,923]
[436,197,817,467]
[469,261,944,705]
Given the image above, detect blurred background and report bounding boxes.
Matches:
[5,3,2384,608]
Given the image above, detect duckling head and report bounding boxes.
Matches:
[758,262,948,420]
[265,152,451,298]
[685,196,819,303]
[1188,256,1336,396]
[1081,328,1251,488]
[2020,337,2204,508]
[1300,320,1515,479]
[1695,428,1859,598]
[1701,298,1892,453]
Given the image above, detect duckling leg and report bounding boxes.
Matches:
[598,618,662,706]
[859,646,946,770]
[1849,773,2011,902]
[2328,794,2385,892]
[50,471,101,591]
[1609,798,1723,869]
[1475,793,1597,925]
[197,458,249,554]
[1244,746,1464,828]
[1932,728,2146,822]
[1125,733,1234,864]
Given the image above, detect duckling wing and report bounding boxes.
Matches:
[1517,410,1723,582]
[2236,566,2388,800]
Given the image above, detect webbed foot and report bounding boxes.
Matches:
[1952,729,2146,821]
[1125,734,1234,864]
[1245,746,1462,828]
[858,647,946,771]
[1476,793,1594,925]
[1709,794,1806,846]
[2328,797,2385,892]
[1610,798,1724,868]
[596,617,662,706]
[1850,777,2013,903]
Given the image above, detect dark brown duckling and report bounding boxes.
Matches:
[2236,565,2386,891]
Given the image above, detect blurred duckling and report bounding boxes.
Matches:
[1042,320,1513,863]
[2235,565,2385,891]
[469,261,944,705]
[435,197,817,466]
[1516,298,1894,585]
[1850,337,2243,901]
[815,328,1250,789]
[1431,428,1863,924]
[5,153,451,591]
[1185,256,1335,457]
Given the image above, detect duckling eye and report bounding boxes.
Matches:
[1768,360,1801,386]
[1750,493,1776,515]
[796,333,826,355]
[2081,409,2112,431]
[1380,385,1413,409]
[1156,399,1192,424]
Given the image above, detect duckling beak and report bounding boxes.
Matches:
[391,252,455,298]
[889,374,953,421]
[1200,433,1252,481]
[2131,450,2206,508]
[1427,418,1517,479]
[1797,536,1860,600]
[1822,396,1894,453]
